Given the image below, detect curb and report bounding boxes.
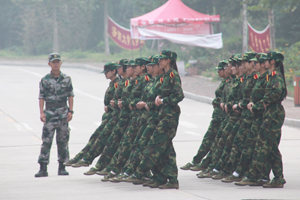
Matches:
[1,62,299,128]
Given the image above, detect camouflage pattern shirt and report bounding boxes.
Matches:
[251,71,269,115]
[39,71,74,119]
[212,78,226,107]
[104,77,119,112]
[130,73,152,108]
[239,71,257,109]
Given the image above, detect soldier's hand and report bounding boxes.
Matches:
[136,101,146,110]
[250,107,254,114]
[129,105,133,110]
[155,96,162,106]
[247,102,253,110]
[232,104,240,113]
[225,105,228,113]
[145,104,150,112]
[40,113,46,123]
[67,112,73,122]
[238,102,242,109]
[118,99,123,108]
[104,106,108,113]
[110,100,115,107]
[220,103,224,111]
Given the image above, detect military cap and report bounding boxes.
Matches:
[267,51,284,62]
[231,54,242,62]
[127,59,135,66]
[214,60,228,70]
[159,49,177,61]
[118,59,129,66]
[101,62,120,73]
[148,55,160,65]
[134,57,151,66]
[49,53,61,62]
[250,53,268,62]
[238,52,257,61]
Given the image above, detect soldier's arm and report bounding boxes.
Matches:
[162,74,184,106]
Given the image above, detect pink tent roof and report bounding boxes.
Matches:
[131,0,220,27]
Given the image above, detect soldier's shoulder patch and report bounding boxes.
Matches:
[240,77,243,82]
[253,74,258,79]
[135,79,138,84]
[160,77,163,84]
[266,74,269,82]
[271,71,276,76]
[125,80,129,87]
[114,82,118,89]
[170,71,175,78]
[145,75,150,82]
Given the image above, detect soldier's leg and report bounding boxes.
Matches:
[56,118,70,163]
[72,115,111,162]
[38,121,56,164]
[94,116,131,171]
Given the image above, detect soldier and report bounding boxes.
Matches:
[35,53,74,177]
[180,60,228,171]
[64,62,119,166]
[126,50,184,189]
[236,51,287,188]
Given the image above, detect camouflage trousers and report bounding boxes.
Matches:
[38,117,70,164]
[207,114,240,170]
[72,112,112,162]
[94,114,131,171]
[192,107,223,164]
[221,114,252,173]
[106,111,140,173]
[198,115,229,169]
[235,114,270,179]
[135,107,180,183]
[214,118,242,171]
[247,105,285,182]
[79,113,119,164]
[123,118,159,175]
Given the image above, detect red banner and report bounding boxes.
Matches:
[108,17,145,50]
[248,23,270,53]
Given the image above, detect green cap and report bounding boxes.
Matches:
[231,54,242,62]
[101,62,120,73]
[134,57,151,66]
[127,59,135,66]
[118,59,129,66]
[267,51,284,62]
[159,49,177,61]
[250,53,268,62]
[49,53,61,62]
[214,60,228,70]
[238,52,257,61]
[148,55,160,65]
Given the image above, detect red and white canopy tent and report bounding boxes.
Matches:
[130,0,223,49]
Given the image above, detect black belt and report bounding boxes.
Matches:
[46,102,67,109]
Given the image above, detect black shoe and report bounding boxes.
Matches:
[35,163,48,177]
[58,162,69,176]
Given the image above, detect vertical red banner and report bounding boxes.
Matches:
[248,23,270,53]
[108,17,145,50]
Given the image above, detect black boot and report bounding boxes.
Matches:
[58,162,69,175]
[35,163,48,177]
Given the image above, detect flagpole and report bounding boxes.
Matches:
[242,0,248,53]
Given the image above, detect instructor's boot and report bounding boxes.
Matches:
[35,163,48,178]
[58,162,69,176]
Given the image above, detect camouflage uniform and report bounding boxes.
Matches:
[246,66,286,184]
[135,67,184,184]
[94,76,136,171]
[235,71,270,178]
[38,71,74,164]
[71,77,119,162]
[123,73,162,175]
[106,58,151,173]
[191,66,227,165]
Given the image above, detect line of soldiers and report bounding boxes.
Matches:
[63,50,184,189]
[180,51,287,188]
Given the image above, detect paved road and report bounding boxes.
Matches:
[1,65,300,200]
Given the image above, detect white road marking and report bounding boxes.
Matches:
[184,131,201,136]
[21,123,33,131]
[94,122,101,126]
[69,125,76,130]
[180,121,199,129]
